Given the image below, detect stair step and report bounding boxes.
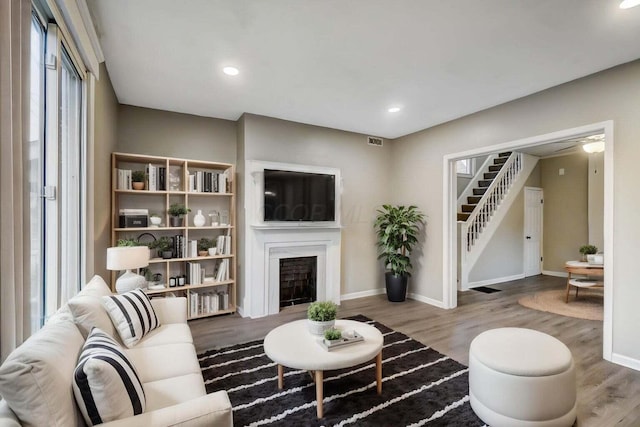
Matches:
[462,204,476,213]
[457,212,471,221]
[467,195,482,204]
[473,188,487,195]
[494,157,507,165]
[478,180,493,187]
[498,151,512,158]
[483,172,498,180]
[488,164,503,172]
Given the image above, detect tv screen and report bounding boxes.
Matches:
[264,169,336,221]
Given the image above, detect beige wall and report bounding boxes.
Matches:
[93,63,119,279]
[240,114,392,297]
[117,106,237,163]
[540,153,589,272]
[589,151,605,250]
[392,59,640,360]
[469,163,541,282]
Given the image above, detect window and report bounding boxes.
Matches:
[456,158,475,178]
[29,9,87,328]
[29,14,45,332]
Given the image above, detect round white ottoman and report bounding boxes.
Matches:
[469,328,576,427]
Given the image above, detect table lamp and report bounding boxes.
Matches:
[107,246,150,293]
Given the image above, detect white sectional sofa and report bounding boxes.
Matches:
[0,276,233,427]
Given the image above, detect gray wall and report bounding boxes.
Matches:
[589,151,605,251]
[240,114,392,297]
[117,106,237,163]
[540,153,589,272]
[93,63,119,279]
[391,59,640,360]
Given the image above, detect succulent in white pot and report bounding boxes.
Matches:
[307,301,338,335]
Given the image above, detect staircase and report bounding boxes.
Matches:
[457,151,539,290]
[457,152,512,222]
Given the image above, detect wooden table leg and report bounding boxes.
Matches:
[277,364,284,390]
[315,370,324,418]
[565,272,571,303]
[375,351,382,395]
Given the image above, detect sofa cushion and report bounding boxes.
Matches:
[68,295,117,339]
[103,289,160,348]
[135,323,193,348]
[0,320,85,427]
[143,373,206,412]
[73,328,145,426]
[126,343,201,383]
[77,275,113,298]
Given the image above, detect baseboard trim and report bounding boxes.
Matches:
[341,288,386,301]
[611,352,640,372]
[467,273,525,289]
[407,292,447,309]
[542,270,568,278]
[236,305,246,318]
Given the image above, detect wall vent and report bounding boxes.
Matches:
[367,136,384,147]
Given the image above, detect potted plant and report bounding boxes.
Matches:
[579,244,598,262]
[116,237,139,247]
[374,204,425,302]
[198,238,213,257]
[132,170,145,190]
[168,203,190,227]
[307,301,338,335]
[323,328,342,345]
[150,236,174,259]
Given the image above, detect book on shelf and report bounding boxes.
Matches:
[189,240,198,258]
[117,169,132,190]
[215,235,231,255]
[191,290,229,316]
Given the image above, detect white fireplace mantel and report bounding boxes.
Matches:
[242,160,342,318]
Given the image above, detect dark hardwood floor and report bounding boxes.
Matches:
[189,275,640,426]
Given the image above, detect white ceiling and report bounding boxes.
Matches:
[87,0,640,139]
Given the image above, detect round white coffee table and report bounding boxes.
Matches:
[263,319,384,418]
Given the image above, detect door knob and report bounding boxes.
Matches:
[526,236,531,239]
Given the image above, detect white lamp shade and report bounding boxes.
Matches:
[107,246,150,271]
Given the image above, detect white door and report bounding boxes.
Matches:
[524,187,543,276]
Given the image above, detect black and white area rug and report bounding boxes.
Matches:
[198,315,485,426]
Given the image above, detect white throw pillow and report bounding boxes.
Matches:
[0,320,85,427]
[102,289,160,348]
[72,328,146,425]
[69,295,118,340]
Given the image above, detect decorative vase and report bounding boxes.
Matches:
[208,247,217,256]
[170,216,183,227]
[194,210,206,227]
[149,216,161,227]
[307,319,335,335]
[132,182,144,190]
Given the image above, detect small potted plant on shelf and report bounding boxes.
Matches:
[323,328,342,345]
[579,244,598,262]
[307,301,338,335]
[374,204,425,302]
[150,236,173,259]
[168,203,190,227]
[116,237,140,247]
[131,170,146,190]
[198,238,213,257]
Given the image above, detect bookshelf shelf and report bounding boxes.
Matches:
[112,152,236,320]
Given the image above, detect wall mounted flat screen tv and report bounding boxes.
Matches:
[264,169,336,221]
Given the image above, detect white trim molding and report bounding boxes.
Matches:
[542,270,568,278]
[407,293,447,309]
[467,273,525,289]
[611,353,640,372]
[341,288,385,301]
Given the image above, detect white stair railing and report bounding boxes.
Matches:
[463,152,522,252]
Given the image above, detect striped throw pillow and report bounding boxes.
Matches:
[102,289,160,348]
[72,327,145,425]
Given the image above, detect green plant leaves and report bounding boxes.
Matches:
[374,205,425,276]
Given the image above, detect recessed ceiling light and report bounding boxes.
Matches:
[620,0,640,8]
[387,106,401,113]
[223,66,239,76]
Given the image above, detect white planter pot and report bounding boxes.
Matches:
[307,319,335,335]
